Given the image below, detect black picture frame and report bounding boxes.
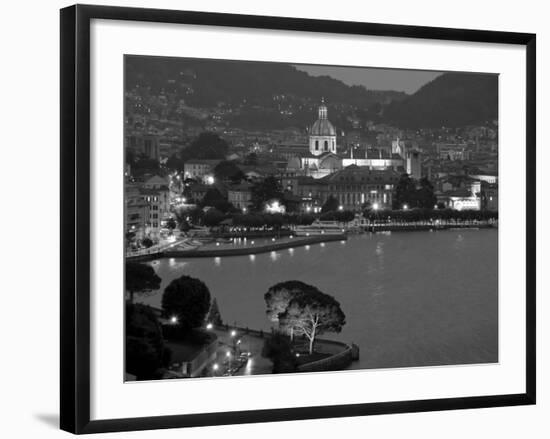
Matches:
[60,4,536,434]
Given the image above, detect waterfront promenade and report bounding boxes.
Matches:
[127,233,347,262]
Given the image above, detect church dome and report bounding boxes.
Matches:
[311,118,336,136]
[310,100,336,136]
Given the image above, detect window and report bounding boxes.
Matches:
[315,140,319,150]
[324,140,328,151]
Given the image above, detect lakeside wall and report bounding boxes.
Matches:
[365,222,496,233]
[214,324,358,374]
[127,234,346,262]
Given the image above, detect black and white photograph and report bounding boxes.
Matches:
[124,56,499,381]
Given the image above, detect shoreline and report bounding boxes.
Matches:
[127,234,347,262]
[127,224,497,262]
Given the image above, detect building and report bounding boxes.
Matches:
[325,166,399,211]
[286,167,399,212]
[126,134,161,161]
[136,176,171,239]
[437,187,481,210]
[125,183,150,244]
[286,100,342,179]
[309,99,337,155]
[227,183,253,210]
[437,143,471,161]
[183,159,221,182]
[480,182,498,211]
[286,101,421,180]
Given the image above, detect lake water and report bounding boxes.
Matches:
[140,229,498,370]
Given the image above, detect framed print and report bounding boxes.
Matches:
[60,4,536,434]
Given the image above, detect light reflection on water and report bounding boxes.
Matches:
[142,230,498,370]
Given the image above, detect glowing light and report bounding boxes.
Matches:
[206,176,215,185]
[226,351,231,357]
[214,257,221,266]
[305,245,310,250]
[170,316,178,324]
[212,363,219,371]
[272,237,276,242]
[206,323,213,330]
[242,207,247,213]
[373,203,379,211]
[338,205,344,211]
[231,330,237,337]
[403,204,408,210]
[182,197,187,203]
[296,353,300,358]
[320,243,325,247]
[251,240,255,245]
[216,242,220,246]
[265,200,284,214]
[249,254,255,262]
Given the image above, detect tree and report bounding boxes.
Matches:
[162,275,211,333]
[201,187,225,207]
[165,218,177,230]
[279,287,346,354]
[206,297,223,326]
[213,161,245,183]
[321,195,339,213]
[126,303,167,380]
[415,177,437,209]
[250,176,284,211]
[125,262,161,303]
[261,332,298,374]
[393,173,417,209]
[165,153,185,172]
[142,237,154,248]
[334,210,355,223]
[180,132,229,161]
[265,281,317,341]
[203,208,225,228]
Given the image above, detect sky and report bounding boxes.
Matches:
[294,64,443,94]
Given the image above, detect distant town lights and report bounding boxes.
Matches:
[373,203,379,211]
[170,316,178,324]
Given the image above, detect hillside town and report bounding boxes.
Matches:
[124,59,499,381]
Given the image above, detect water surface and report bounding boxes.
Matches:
[139,229,498,370]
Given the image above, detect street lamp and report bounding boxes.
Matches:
[403,204,408,210]
[231,330,237,337]
[170,315,178,324]
[226,351,232,369]
[338,205,344,211]
[373,203,379,211]
[206,322,213,330]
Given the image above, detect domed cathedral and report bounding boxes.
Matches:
[309,98,337,155]
[286,99,343,179]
